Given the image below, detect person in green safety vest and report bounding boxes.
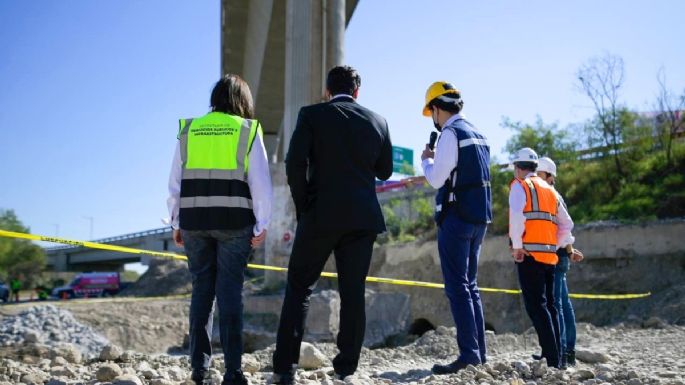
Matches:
[167,74,272,385]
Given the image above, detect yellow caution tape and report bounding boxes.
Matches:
[0,229,651,300]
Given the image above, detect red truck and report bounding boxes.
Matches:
[51,272,124,299]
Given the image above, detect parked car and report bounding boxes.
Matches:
[0,280,9,302]
[52,272,122,299]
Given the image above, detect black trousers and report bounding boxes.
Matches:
[272,225,377,377]
[517,255,561,368]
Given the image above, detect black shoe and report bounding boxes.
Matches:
[566,350,576,366]
[531,353,543,360]
[191,369,210,385]
[222,370,248,385]
[432,360,469,374]
[271,372,294,385]
[334,372,353,381]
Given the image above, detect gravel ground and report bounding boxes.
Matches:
[1,303,684,385]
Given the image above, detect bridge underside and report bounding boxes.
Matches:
[222,0,358,160]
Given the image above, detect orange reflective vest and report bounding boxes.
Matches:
[510,176,559,265]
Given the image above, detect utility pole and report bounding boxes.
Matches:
[83,216,94,240]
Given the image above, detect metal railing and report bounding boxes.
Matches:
[45,227,171,252]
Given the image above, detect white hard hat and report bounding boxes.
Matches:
[537,157,557,177]
[511,147,539,164]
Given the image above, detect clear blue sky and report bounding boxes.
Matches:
[1,0,683,242]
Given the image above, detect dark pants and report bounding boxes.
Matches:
[182,226,252,379]
[517,255,561,368]
[272,225,377,377]
[437,213,487,365]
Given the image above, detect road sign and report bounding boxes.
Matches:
[392,146,414,173]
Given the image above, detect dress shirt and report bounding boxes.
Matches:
[167,128,272,235]
[508,172,574,249]
[421,114,464,188]
[330,94,355,101]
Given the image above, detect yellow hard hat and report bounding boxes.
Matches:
[423,81,460,116]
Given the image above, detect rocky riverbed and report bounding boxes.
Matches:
[1,304,684,385]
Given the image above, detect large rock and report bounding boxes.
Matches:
[23,331,40,344]
[238,289,415,349]
[363,290,411,347]
[20,373,46,385]
[100,344,124,361]
[242,354,261,373]
[112,374,144,385]
[50,344,82,364]
[306,290,341,340]
[299,342,330,369]
[97,363,124,381]
[576,349,610,363]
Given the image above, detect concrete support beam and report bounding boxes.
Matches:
[326,0,345,70]
[242,0,274,103]
[283,0,313,152]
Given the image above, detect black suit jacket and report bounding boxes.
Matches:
[285,95,393,235]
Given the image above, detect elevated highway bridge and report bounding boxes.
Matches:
[45,228,183,272]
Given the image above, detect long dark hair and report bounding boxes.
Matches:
[210,74,254,118]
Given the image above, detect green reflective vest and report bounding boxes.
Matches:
[177,112,260,230]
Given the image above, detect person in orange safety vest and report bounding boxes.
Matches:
[508,147,574,369]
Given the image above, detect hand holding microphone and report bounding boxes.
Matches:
[421,131,438,161]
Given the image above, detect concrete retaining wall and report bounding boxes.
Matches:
[368,219,685,333]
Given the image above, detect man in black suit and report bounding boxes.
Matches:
[272,66,393,384]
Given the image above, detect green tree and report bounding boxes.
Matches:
[0,209,46,286]
[502,116,578,162]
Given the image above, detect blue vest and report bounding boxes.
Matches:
[435,118,492,224]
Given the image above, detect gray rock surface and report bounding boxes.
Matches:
[0,305,109,358]
[0,304,683,385]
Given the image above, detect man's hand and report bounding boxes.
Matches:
[570,248,584,262]
[172,229,184,248]
[512,248,527,263]
[421,144,435,161]
[251,230,267,248]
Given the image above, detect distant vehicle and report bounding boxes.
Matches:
[51,272,123,299]
[0,280,8,302]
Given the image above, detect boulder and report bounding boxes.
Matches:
[242,354,261,373]
[100,344,124,361]
[299,342,330,369]
[306,290,341,340]
[97,363,124,381]
[363,290,411,347]
[50,344,82,364]
[20,373,46,385]
[576,349,610,363]
[112,374,144,385]
[23,331,40,344]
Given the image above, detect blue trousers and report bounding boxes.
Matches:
[181,226,252,379]
[437,213,487,365]
[554,249,576,353]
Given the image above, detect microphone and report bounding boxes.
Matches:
[428,131,438,151]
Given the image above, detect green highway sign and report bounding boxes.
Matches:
[392,146,414,174]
